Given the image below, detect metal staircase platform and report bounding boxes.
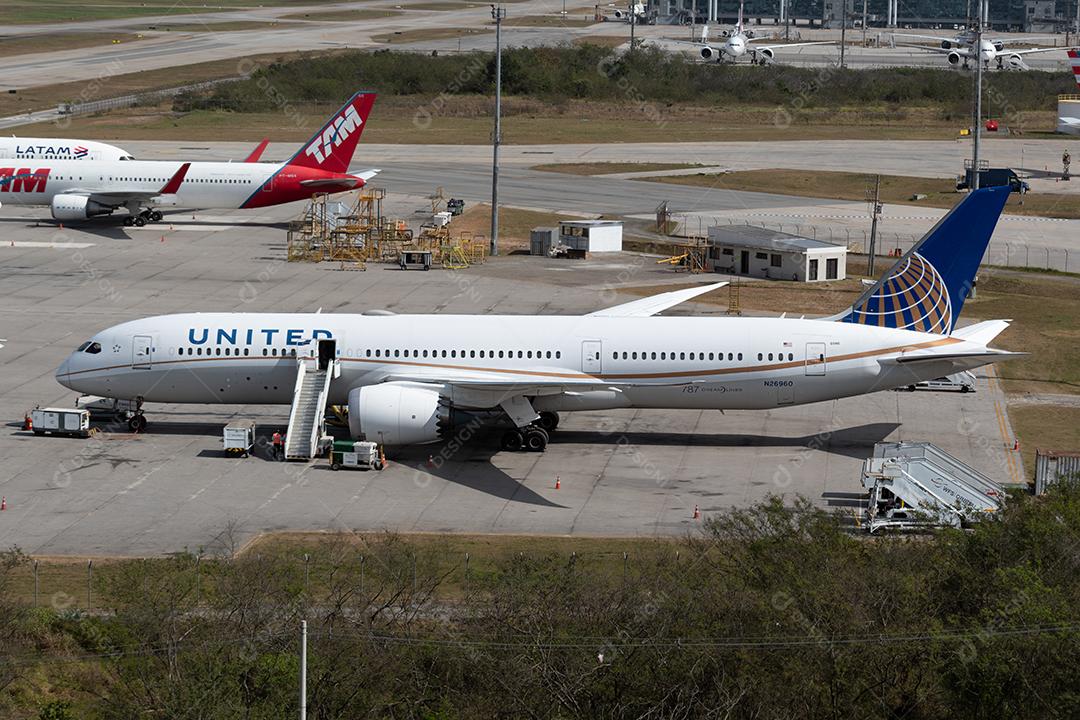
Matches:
[861,441,1005,533]
[284,358,336,461]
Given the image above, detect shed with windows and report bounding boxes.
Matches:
[705,225,846,283]
[559,220,623,253]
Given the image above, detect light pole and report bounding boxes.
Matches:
[971,5,983,190]
[490,5,505,257]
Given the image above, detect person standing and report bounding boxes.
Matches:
[271,430,283,460]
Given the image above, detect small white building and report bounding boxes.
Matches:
[559,220,623,253]
[705,225,846,283]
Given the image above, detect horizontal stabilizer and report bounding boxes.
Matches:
[889,350,1027,365]
[951,319,1012,346]
[588,281,727,318]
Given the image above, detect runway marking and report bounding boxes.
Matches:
[2,241,95,248]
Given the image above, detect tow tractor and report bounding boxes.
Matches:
[329,440,384,471]
[75,394,147,431]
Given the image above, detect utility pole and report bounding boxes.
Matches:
[867,174,882,276]
[299,620,308,720]
[784,0,790,41]
[489,5,505,257]
[971,3,983,190]
[839,0,847,67]
[629,2,636,50]
[861,0,867,45]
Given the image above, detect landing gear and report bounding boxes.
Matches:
[123,209,162,227]
[535,411,560,433]
[127,412,147,432]
[522,426,548,452]
[501,426,549,452]
[501,429,523,451]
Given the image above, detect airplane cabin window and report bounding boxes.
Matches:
[555,351,561,359]
[680,352,686,360]
[738,353,743,360]
[757,353,763,361]
[470,350,476,358]
[498,351,504,358]
[651,352,657,359]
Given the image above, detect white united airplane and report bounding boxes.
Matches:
[0,137,134,161]
[686,1,832,65]
[0,93,377,226]
[55,186,1021,451]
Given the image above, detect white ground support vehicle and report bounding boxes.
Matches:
[31,408,90,438]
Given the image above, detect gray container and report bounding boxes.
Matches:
[1035,449,1080,495]
[530,227,556,256]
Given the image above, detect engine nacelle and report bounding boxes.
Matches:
[756,48,774,64]
[347,382,445,446]
[947,51,963,66]
[51,194,112,220]
[1004,53,1027,70]
[700,46,715,60]
[940,40,952,49]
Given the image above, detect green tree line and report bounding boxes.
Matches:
[3,483,1080,718]
[173,45,1078,116]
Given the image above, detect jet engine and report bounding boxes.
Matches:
[1004,53,1028,70]
[700,46,715,60]
[51,194,113,220]
[756,48,774,65]
[940,40,952,49]
[347,382,447,446]
[947,51,963,66]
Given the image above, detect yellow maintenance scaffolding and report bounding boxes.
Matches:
[656,237,707,273]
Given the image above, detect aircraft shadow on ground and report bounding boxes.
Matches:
[553,422,901,461]
[388,432,568,509]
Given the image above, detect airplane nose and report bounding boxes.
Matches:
[55,357,71,387]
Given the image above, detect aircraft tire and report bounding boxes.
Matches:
[536,411,559,432]
[150,210,163,222]
[523,426,548,452]
[501,429,523,451]
[134,216,146,227]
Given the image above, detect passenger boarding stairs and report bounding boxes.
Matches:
[284,357,337,461]
[861,442,1004,533]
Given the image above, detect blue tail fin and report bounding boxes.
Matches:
[837,185,1010,334]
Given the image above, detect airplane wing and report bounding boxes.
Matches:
[889,32,956,44]
[244,138,270,163]
[63,162,191,206]
[750,40,834,50]
[1006,45,1080,58]
[587,281,727,317]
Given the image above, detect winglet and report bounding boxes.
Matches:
[159,162,190,194]
[244,138,270,163]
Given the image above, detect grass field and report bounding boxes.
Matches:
[502,14,598,27]
[447,203,586,251]
[0,49,347,119]
[372,27,493,43]
[0,32,145,58]
[534,162,709,175]
[281,8,403,21]
[144,20,283,31]
[23,99,1013,145]
[6,533,676,605]
[1007,404,1080,474]
[0,0,354,24]
[639,168,1080,219]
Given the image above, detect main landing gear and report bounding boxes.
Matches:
[500,411,559,452]
[127,410,147,432]
[123,209,164,227]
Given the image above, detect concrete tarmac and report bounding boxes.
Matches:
[0,200,1022,556]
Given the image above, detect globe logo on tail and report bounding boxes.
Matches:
[846,253,952,334]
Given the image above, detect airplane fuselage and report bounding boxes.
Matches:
[0,159,360,211]
[56,313,969,412]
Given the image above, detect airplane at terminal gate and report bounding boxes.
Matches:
[55,187,1022,454]
[0,92,378,226]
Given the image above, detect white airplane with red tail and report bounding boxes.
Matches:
[0,92,378,226]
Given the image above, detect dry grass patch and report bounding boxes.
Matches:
[0,32,145,58]
[372,26,492,43]
[281,8,403,21]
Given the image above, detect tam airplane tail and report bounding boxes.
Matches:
[286,91,376,175]
[1070,49,1080,90]
[832,186,1010,335]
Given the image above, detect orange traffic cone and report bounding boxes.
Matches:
[1013,439,1020,451]
[555,475,561,490]
[160,235,165,243]
[1,497,6,511]
[426,455,434,468]
[692,504,700,520]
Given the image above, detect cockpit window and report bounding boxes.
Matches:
[84,342,102,354]
[77,341,91,351]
